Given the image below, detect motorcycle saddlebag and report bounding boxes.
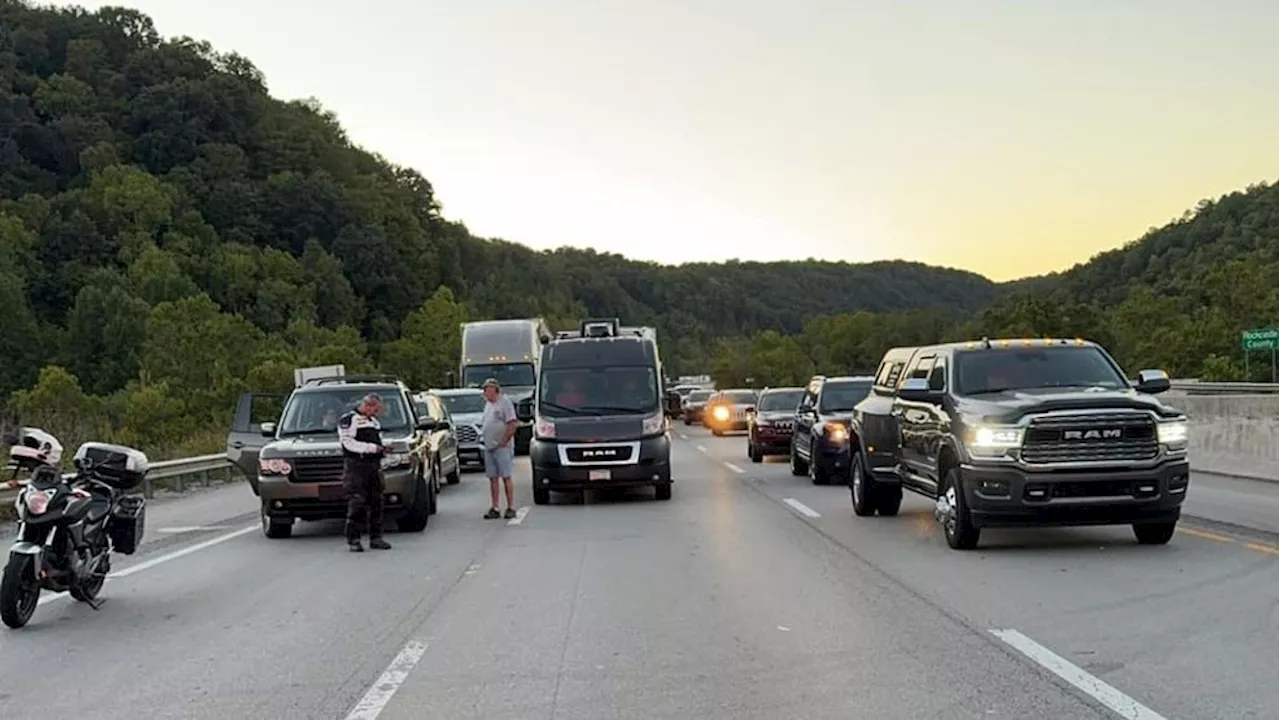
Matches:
[108,495,146,555]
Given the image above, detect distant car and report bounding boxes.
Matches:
[747,386,806,462]
[429,387,486,473]
[791,375,874,485]
[681,389,714,425]
[413,391,462,485]
[705,389,759,436]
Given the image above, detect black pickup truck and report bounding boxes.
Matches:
[849,338,1190,550]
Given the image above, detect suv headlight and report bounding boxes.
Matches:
[642,411,666,435]
[1157,419,1188,450]
[968,425,1023,458]
[822,422,848,443]
[381,453,412,470]
[259,458,292,475]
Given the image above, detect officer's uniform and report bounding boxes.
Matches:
[338,409,390,550]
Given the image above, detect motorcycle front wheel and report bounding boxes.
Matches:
[0,554,41,629]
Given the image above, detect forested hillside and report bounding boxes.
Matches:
[0,1,1275,460]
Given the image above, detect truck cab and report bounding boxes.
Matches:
[459,318,553,455]
[849,338,1190,550]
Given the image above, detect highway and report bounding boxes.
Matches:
[0,427,1275,720]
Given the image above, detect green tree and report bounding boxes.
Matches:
[379,286,469,389]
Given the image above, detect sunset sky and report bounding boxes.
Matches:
[56,0,1278,281]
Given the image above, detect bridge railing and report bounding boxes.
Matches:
[0,454,235,509]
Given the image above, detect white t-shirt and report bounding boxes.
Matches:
[481,395,517,451]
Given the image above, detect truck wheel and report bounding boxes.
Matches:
[875,487,903,517]
[937,467,979,550]
[850,452,877,516]
[1133,522,1176,545]
[654,482,672,501]
[789,442,808,476]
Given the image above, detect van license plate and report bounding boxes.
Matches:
[589,470,611,481]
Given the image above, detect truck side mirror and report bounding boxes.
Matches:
[1135,369,1171,394]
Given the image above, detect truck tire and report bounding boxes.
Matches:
[850,451,877,516]
[938,467,979,550]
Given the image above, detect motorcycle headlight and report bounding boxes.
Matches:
[25,489,51,515]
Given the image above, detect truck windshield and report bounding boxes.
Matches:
[462,363,535,388]
[818,382,872,412]
[954,346,1129,395]
[438,393,485,415]
[758,390,804,412]
[539,367,659,417]
[277,389,410,436]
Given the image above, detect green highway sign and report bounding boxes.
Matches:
[1240,327,1279,351]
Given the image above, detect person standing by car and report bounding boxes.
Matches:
[480,378,519,520]
[339,393,394,552]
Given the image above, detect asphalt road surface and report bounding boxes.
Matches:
[0,428,1274,719]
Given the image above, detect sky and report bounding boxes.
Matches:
[52,0,1278,281]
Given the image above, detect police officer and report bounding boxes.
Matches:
[338,393,393,552]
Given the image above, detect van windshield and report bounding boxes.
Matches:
[539,367,659,417]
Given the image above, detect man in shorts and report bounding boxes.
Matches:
[480,378,519,520]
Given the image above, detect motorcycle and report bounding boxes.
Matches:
[1,428,148,629]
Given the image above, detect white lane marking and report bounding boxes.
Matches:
[695,445,708,453]
[990,629,1168,720]
[507,506,530,525]
[37,524,257,606]
[463,564,481,576]
[777,625,791,632]
[782,498,821,518]
[723,462,745,474]
[156,525,234,533]
[678,433,688,439]
[344,639,430,720]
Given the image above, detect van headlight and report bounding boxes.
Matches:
[642,412,666,435]
[1157,420,1188,450]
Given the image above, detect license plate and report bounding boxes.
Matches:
[588,469,611,481]
[319,484,346,501]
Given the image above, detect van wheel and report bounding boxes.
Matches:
[533,484,550,505]
[654,483,672,501]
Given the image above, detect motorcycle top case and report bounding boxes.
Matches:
[73,441,149,490]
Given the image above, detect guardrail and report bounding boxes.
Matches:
[1167,380,1279,395]
[0,454,234,510]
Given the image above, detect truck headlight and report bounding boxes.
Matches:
[1157,420,1188,449]
[968,426,1022,458]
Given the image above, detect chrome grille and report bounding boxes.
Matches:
[1020,412,1158,464]
[289,456,345,483]
[456,425,479,444]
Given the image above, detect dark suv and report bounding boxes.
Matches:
[226,374,443,539]
[747,387,805,462]
[849,338,1190,550]
[790,376,874,484]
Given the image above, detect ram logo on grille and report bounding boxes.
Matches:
[1063,428,1123,440]
[581,448,620,458]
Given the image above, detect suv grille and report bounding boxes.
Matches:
[456,425,479,444]
[290,456,346,483]
[1020,412,1158,464]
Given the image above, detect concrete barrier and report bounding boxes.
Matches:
[1165,393,1279,481]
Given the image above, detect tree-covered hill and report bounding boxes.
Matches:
[0,1,1274,460]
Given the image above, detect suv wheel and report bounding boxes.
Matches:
[789,441,808,476]
[809,441,828,485]
[261,506,293,539]
[1133,522,1176,545]
[398,471,430,532]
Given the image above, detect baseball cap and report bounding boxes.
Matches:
[482,378,500,390]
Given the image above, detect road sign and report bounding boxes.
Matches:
[1240,327,1279,351]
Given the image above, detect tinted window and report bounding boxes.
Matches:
[722,390,758,404]
[686,390,712,402]
[438,393,486,415]
[279,388,410,436]
[539,367,659,417]
[954,346,1128,395]
[758,390,803,411]
[818,382,872,412]
[462,363,535,388]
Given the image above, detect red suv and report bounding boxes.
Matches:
[747,386,806,462]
